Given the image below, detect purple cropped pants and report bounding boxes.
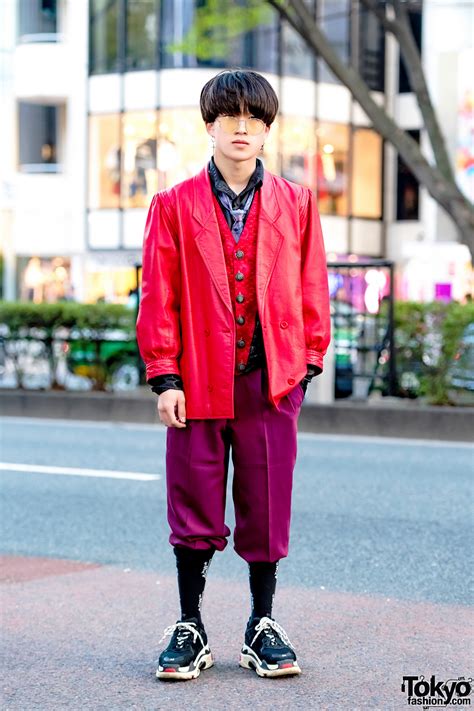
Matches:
[165,366,304,563]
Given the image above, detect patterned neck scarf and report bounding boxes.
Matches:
[218,189,255,243]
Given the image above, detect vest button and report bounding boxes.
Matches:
[204,328,210,336]
[236,315,245,325]
[235,272,244,281]
[280,321,288,329]
[207,384,213,392]
[237,339,245,348]
[236,293,245,303]
[238,362,246,371]
[235,250,244,259]
[287,377,295,385]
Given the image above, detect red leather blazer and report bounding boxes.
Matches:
[136,165,331,419]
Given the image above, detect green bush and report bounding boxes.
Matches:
[0,300,135,335]
[393,300,474,405]
[0,301,137,390]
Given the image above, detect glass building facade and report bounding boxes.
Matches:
[85,0,390,300]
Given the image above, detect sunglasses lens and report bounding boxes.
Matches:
[248,119,265,135]
[220,117,238,133]
[218,117,265,135]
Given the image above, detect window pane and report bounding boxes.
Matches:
[246,9,279,74]
[160,0,198,68]
[19,102,59,171]
[397,130,420,220]
[399,6,422,93]
[122,112,158,208]
[126,0,157,71]
[281,117,317,190]
[359,6,385,92]
[282,22,314,79]
[318,0,349,84]
[316,122,349,216]
[88,114,121,208]
[351,129,382,218]
[89,0,120,75]
[19,0,57,38]
[156,109,210,188]
[160,0,254,70]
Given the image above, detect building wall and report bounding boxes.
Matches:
[5,0,471,305]
[10,0,88,302]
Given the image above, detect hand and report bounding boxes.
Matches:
[157,389,187,428]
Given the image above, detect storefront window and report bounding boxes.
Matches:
[122,112,158,208]
[316,122,349,216]
[85,266,137,304]
[317,0,349,84]
[18,256,72,303]
[88,114,121,208]
[280,117,317,190]
[351,128,382,219]
[126,0,157,70]
[89,0,120,75]
[155,109,210,189]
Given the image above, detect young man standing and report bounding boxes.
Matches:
[136,69,331,680]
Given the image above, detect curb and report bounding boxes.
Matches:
[1,389,473,442]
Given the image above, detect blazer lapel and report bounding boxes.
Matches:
[256,170,284,320]
[193,167,233,315]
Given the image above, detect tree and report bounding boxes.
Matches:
[167,0,474,256]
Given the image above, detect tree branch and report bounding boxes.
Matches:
[361,0,455,184]
[267,0,473,251]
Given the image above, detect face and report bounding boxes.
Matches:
[206,110,271,162]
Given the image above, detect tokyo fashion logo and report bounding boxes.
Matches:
[401,676,472,707]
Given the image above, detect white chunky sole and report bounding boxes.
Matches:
[239,645,302,678]
[156,648,214,681]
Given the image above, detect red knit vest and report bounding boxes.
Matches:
[212,189,260,377]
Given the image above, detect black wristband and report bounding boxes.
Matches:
[148,373,184,396]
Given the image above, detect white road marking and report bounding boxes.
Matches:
[0,462,161,481]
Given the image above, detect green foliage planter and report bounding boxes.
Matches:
[0,300,472,403]
[394,301,474,405]
[0,301,136,333]
[0,301,138,390]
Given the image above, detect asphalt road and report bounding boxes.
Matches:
[1,416,473,710]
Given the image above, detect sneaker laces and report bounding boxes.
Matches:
[251,616,294,650]
[159,621,204,650]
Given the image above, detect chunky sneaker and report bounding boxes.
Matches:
[239,615,302,678]
[156,617,214,681]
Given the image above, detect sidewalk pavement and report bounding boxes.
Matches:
[1,555,471,710]
[1,388,473,441]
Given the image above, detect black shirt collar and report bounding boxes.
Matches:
[208,156,264,209]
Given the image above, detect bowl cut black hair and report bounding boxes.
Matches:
[200,69,279,126]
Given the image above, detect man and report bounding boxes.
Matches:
[136,68,331,680]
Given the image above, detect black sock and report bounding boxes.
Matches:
[174,546,215,626]
[248,560,279,620]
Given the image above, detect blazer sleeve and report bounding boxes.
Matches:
[299,187,332,371]
[136,192,182,380]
